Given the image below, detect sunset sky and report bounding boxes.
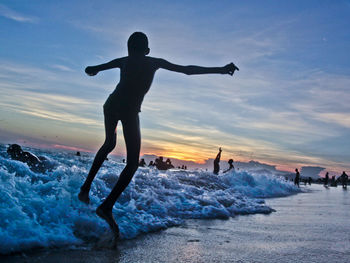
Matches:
[1,0,350,173]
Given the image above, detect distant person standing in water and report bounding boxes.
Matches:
[213,147,222,175]
[330,175,337,187]
[340,171,348,189]
[223,159,234,173]
[294,168,300,187]
[324,172,329,186]
[78,32,239,237]
[308,177,312,185]
[138,158,146,167]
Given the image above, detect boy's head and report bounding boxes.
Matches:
[128,32,149,55]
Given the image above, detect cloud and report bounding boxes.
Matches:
[300,166,326,179]
[51,64,75,72]
[0,61,105,127]
[52,144,91,152]
[0,60,109,97]
[0,4,38,23]
[1,2,349,173]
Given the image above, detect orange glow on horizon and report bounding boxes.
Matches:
[52,144,91,153]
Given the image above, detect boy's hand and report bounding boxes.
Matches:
[85,66,98,76]
[223,63,239,76]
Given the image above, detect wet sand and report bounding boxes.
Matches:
[2,184,350,263]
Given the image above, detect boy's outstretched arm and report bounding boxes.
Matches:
[85,57,125,76]
[157,59,239,76]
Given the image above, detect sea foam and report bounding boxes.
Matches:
[0,144,300,254]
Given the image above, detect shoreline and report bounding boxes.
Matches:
[2,184,350,263]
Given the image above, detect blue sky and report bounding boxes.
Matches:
[1,0,350,173]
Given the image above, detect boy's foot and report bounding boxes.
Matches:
[78,189,90,204]
[96,206,120,238]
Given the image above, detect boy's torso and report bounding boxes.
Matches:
[104,56,160,114]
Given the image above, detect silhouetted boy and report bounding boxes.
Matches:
[78,32,239,236]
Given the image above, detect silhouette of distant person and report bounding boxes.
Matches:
[148,160,154,167]
[340,171,348,189]
[165,158,174,169]
[294,168,300,187]
[76,151,81,156]
[213,148,222,175]
[330,175,337,187]
[308,177,312,185]
[139,158,146,167]
[155,156,168,170]
[78,32,239,237]
[7,144,49,172]
[324,172,329,186]
[223,159,234,173]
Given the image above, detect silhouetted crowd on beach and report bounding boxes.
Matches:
[138,156,180,170]
[138,147,235,173]
[138,156,190,171]
[290,168,348,189]
[321,171,348,188]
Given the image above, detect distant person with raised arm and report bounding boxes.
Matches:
[213,147,222,175]
[78,32,239,237]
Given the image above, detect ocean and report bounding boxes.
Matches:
[0,143,300,255]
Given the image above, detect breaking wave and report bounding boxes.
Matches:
[0,144,299,254]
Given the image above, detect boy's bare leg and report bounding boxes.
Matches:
[78,146,113,204]
[97,114,140,236]
[78,113,118,204]
[96,206,120,236]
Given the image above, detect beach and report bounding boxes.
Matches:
[2,184,349,263]
[1,1,350,262]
